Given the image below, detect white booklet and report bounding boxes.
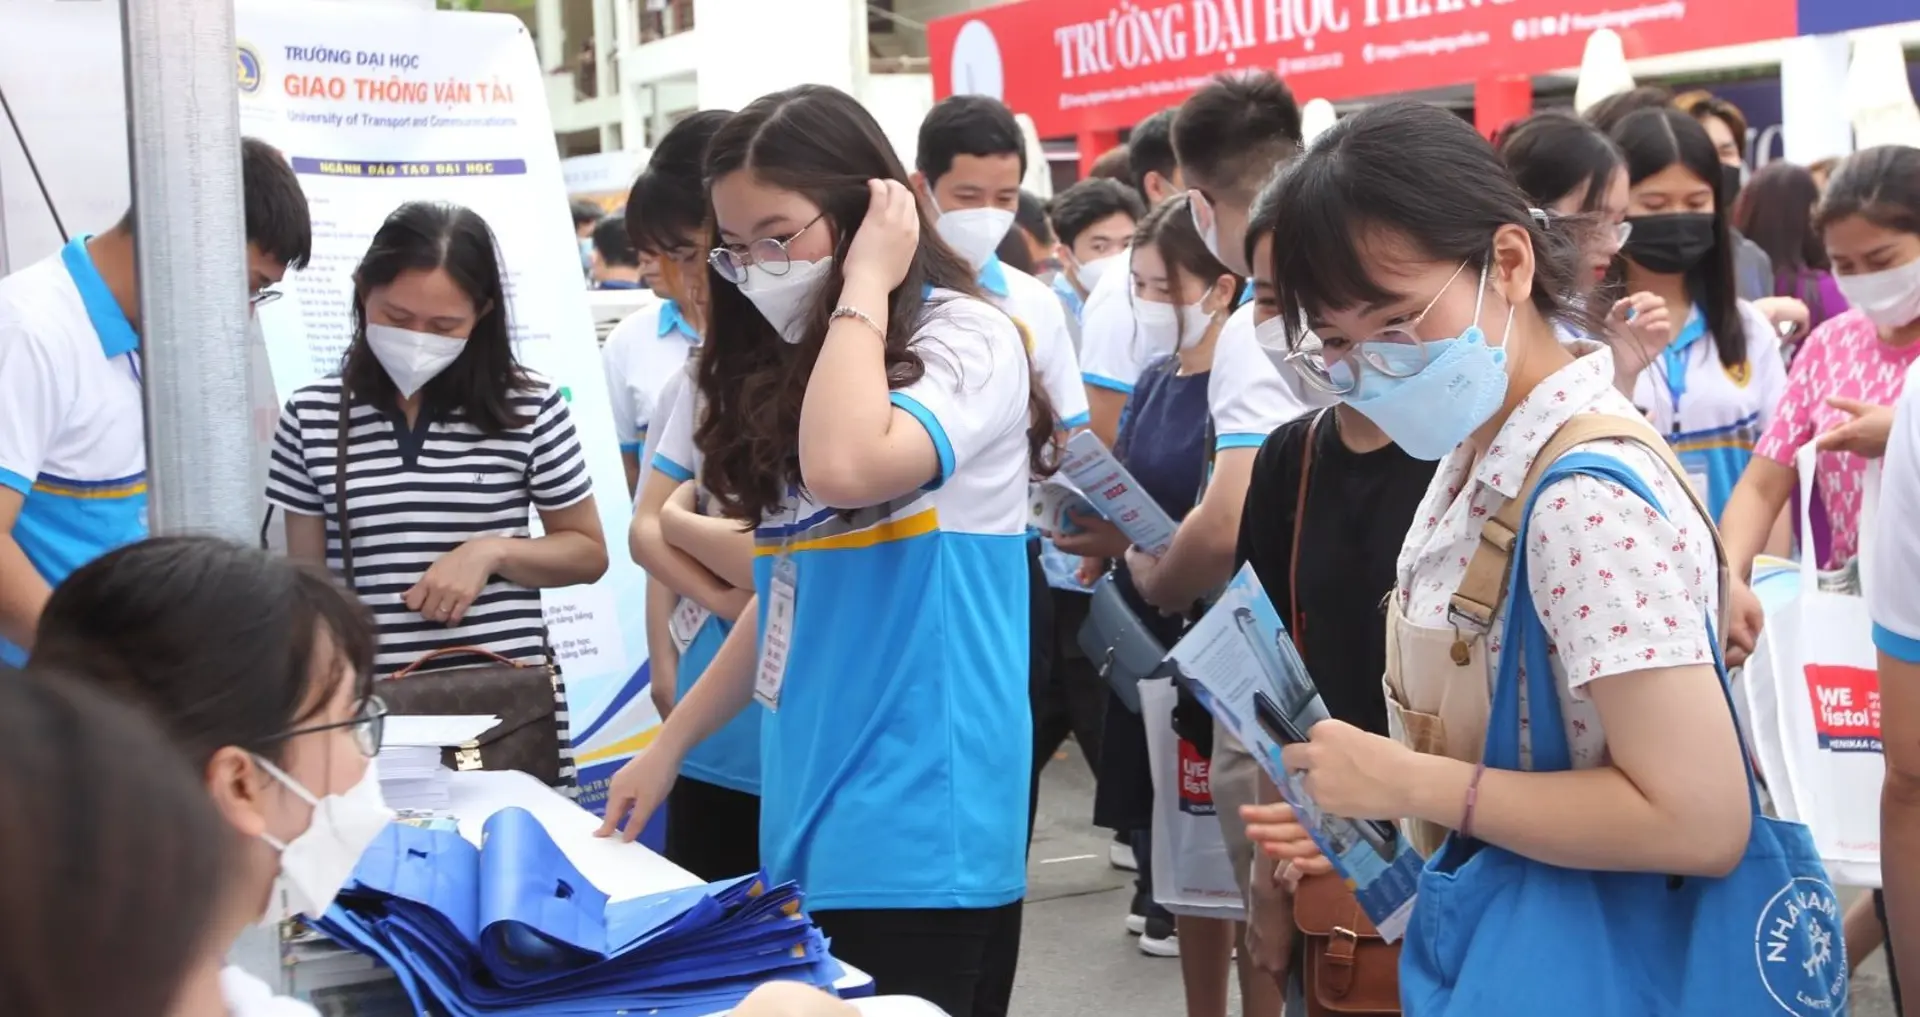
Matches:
[1057,431,1179,556]
[1166,564,1423,942]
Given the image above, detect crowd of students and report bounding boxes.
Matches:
[1,61,1919,1017]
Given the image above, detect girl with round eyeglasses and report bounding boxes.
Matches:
[1240,101,1816,1005]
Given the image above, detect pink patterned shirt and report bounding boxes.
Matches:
[1754,309,1920,567]
[1396,342,1721,768]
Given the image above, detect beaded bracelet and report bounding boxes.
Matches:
[829,305,885,342]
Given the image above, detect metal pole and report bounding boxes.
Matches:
[121,0,255,541]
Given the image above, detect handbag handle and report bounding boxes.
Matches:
[393,646,526,679]
[1289,408,1331,647]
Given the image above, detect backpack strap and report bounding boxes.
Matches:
[1446,412,1729,662]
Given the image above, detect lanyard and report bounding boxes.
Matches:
[125,351,142,386]
[1657,309,1708,432]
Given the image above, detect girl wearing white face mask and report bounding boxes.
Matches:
[266,203,608,772]
[1052,195,1242,975]
[594,85,1057,1017]
[32,536,392,1017]
[1718,146,1920,683]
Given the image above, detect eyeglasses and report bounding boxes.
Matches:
[259,695,389,758]
[1285,260,1472,397]
[250,286,284,308]
[708,213,827,285]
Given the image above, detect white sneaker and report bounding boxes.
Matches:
[1138,925,1179,958]
[1124,912,1147,936]
[1109,840,1138,872]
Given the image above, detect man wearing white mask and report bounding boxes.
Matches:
[1045,178,1146,344]
[912,95,1090,436]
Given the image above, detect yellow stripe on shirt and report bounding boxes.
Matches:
[754,507,940,557]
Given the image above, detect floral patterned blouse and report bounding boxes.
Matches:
[1395,341,1722,768]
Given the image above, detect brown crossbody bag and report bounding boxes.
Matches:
[333,388,572,787]
[1287,408,1401,1015]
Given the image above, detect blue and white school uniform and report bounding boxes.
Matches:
[752,289,1032,910]
[1052,271,1086,351]
[0,236,148,664]
[1630,301,1786,521]
[603,297,701,458]
[648,368,762,796]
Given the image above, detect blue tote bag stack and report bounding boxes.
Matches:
[1398,452,1850,1017]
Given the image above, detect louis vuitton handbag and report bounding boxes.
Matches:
[332,391,573,789]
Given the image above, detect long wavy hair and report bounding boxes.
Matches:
[694,85,1056,522]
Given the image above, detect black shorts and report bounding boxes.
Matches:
[811,901,1023,1017]
[663,775,761,882]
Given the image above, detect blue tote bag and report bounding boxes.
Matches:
[1398,451,1849,1017]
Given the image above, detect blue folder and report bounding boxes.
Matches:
[319,808,842,1014]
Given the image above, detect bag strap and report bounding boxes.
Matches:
[333,385,356,587]
[393,645,526,679]
[1487,451,1759,814]
[1289,409,1331,645]
[1446,412,1730,654]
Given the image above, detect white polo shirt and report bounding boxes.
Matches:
[1077,261,1155,395]
[1872,359,1920,664]
[601,297,700,455]
[1207,303,1327,452]
[0,236,148,664]
[981,257,1091,430]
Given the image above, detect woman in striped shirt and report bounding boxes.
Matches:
[267,201,609,681]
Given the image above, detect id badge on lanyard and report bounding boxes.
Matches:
[669,597,710,656]
[756,525,797,711]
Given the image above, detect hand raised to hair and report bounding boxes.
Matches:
[841,179,919,295]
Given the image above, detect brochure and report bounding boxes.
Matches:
[1166,564,1423,942]
[1058,431,1179,556]
[1029,477,1096,537]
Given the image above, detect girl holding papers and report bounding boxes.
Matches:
[596,85,1055,1017]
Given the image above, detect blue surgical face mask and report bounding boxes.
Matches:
[1339,261,1515,461]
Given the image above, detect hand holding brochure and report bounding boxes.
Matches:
[1165,564,1423,942]
[1058,431,1179,556]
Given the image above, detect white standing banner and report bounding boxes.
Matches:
[235,0,658,816]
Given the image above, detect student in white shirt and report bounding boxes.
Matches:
[618,111,766,883]
[603,111,731,494]
[33,537,392,1017]
[1242,100,1755,990]
[1608,107,1787,523]
[0,137,311,665]
[1079,108,1185,443]
[596,85,1055,1017]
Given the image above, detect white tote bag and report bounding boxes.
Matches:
[1140,677,1246,920]
[1741,445,1884,887]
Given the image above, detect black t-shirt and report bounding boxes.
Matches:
[1235,408,1437,736]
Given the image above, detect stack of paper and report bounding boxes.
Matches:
[314,809,844,1016]
[376,716,503,813]
[376,747,451,812]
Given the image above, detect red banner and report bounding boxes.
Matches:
[929,0,1796,138]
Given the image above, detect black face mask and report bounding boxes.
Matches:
[1720,163,1745,209]
[1623,213,1718,275]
